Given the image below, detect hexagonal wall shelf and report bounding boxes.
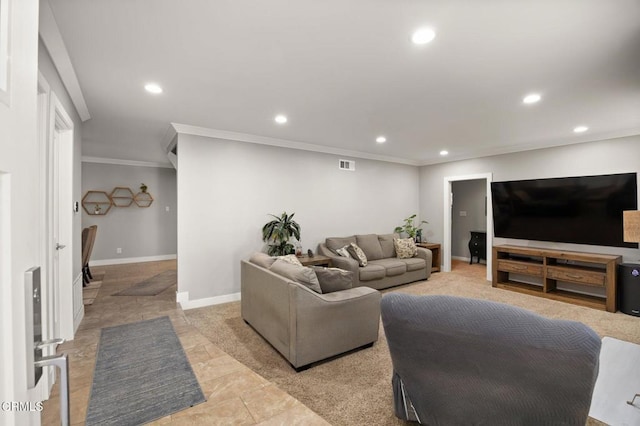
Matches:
[110,187,134,207]
[82,191,113,215]
[134,191,154,207]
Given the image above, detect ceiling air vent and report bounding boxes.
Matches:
[339,159,355,171]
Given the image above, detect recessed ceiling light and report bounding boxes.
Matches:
[411,27,436,45]
[274,115,288,124]
[522,93,541,104]
[440,150,449,156]
[573,126,589,133]
[144,83,163,94]
[376,136,387,143]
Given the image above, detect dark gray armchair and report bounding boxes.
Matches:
[381,293,601,425]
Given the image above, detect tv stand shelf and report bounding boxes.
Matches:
[492,245,621,312]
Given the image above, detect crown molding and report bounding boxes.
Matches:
[169,123,421,166]
[417,127,640,166]
[167,123,640,168]
[82,156,173,169]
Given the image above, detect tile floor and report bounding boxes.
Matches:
[42,260,329,425]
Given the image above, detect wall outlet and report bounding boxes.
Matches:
[459,211,467,217]
[116,248,122,254]
[165,206,170,212]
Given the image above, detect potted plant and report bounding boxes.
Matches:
[262,211,301,256]
[140,183,148,193]
[394,214,428,242]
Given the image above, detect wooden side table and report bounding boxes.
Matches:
[297,254,332,267]
[417,243,441,273]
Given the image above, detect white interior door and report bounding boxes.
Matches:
[36,82,76,400]
[51,95,75,341]
[37,83,76,373]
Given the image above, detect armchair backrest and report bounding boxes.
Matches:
[381,293,601,425]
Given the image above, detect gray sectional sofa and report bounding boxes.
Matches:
[318,234,432,290]
[241,255,381,370]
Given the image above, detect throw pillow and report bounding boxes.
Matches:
[346,242,368,267]
[312,267,354,293]
[249,252,277,268]
[270,259,322,293]
[277,254,303,266]
[394,238,417,259]
[335,245,353,259]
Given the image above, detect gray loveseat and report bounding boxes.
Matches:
[241,255,381,370]
[318,234,432,290]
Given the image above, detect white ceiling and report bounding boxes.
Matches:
[47,0,640,165]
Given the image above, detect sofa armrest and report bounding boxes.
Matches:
[328,256,359,273]
[318,243,360,278]
[416,247,433,279]
[289,283,381,367]
[241,260,291,357]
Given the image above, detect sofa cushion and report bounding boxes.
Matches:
[356,234,384,260]
[312,267,353,293]
[378,234,398,258]
[347,243,368,267]
[369,258,407,276]
[394,238,418,259]
[326,236,357,254]
[249,252,276,269]
[277,254,303,266]
[398,257,427,272]
[270,259,322,293]
[359,264,386,281]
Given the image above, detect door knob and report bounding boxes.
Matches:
[56,243,66,250]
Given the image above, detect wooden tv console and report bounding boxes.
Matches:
[492,245,621,312]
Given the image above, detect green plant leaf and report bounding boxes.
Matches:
[262,211,301,249]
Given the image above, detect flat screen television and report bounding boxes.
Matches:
[491,172,638,248]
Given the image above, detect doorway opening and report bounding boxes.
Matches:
[443,173,493,281]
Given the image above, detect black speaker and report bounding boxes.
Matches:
[618,263,640,316]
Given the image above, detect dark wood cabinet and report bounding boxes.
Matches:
[468,231,487,264]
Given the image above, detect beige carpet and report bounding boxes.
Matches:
[185,262,640,425]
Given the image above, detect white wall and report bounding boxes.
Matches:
[82,162,177,262]
[419,135,640,262]
[177,134,420,303]
[0,1,42,424]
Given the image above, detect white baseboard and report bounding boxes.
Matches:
[177,291,241,310]
[89,254,177,266]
